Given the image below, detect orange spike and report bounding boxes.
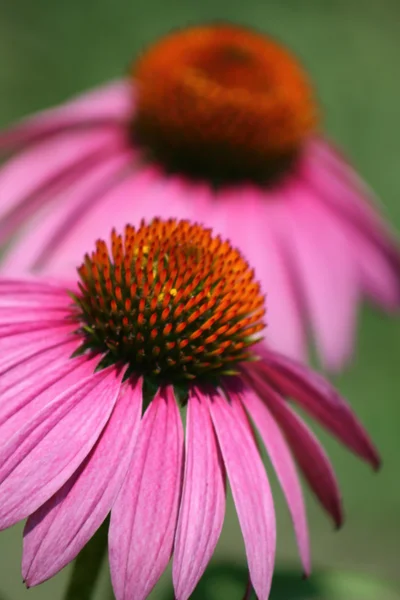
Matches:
[176,322,187,334]
[163,323,173,336]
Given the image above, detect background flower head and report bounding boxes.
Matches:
[0,219,379,600]
[0,23,399,372]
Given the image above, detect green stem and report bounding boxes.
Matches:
[242,575,254,600]
[64,517,109,600]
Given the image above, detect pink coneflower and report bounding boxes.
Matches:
[1,24,399,371]
[0,219,379,600]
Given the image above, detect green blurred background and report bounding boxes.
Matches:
[0,0,399,598]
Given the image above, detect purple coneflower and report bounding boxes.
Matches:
[0,218,379,600]
[1,25,399,370]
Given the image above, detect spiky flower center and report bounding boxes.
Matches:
[132,24,317,182]
[73,219,266,384]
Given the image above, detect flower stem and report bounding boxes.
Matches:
[63,517,109,600]
[242,573,253,600]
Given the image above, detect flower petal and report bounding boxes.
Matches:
[173,387,225,600]
[46,165,194,274]
[274,189,358,370]
[23,378,143,586]
[0,339,80,417]
[241,384,310,575]
[247,372,342,527]
[254,349,380,469]
[0,366,122,529]
[0,319,73,337]
[350,230,400,309]
[0,279,69,306]
[208,385,276,600]
[1,150,132,275]
[0,129,120,242]
[0,306,70,325]
[0,81,130,149]
[201,185,306,362]
[109,386,184,600]
[309,139,394,238]
[305,139,400,307]
[0,325,74,375]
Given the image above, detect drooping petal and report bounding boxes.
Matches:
[173,387,225,600]
[109,386,184,600]
[305,139,400,307]
[0,81,130,149]
[253,349,380,469]
[350,229,400,309]
[23,378,143,586]
[273,187,358,370]
[1,150,132,275]
[0,366,122,529]
[0,129,121,242]
[198,184,306,362]
[46,165,194,274]
[245,371,342,526]
[309,139,394,237]
[241,384,310,575]
[208,385,276,600]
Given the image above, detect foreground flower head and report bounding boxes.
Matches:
[0,219,379,600]
[1,24,399,370]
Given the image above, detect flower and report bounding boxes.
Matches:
[0,219,379,600]
[1,24,398,371]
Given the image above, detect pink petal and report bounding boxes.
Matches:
[0,279,69,305]
[0,325,74,374]
[0,81,130,149]
[275,185,359,370]
[1,150,132,275]
[196,185,306,362]
[47,165,194,274]
[109,386,184,600]
[241,384,310,575]
[23,377,143,586]
[0,305,69,325]
[0,319,74,337]
[253,349,380,469]
[0,129,121,242]
[351,229,400,308]
[0,366,122,529]
[308,139,392,229]
[0,348,98,438]
[305,139,400,306]
[245,371,342,526]
[0,294,71,310]
[173,388,226,600]
[208,385,276,600]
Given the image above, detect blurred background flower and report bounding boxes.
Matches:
[1,23,399,372]
[0,0,399,599]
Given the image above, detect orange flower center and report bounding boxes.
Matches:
[73,218,266,384]
[131,24,317,182]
